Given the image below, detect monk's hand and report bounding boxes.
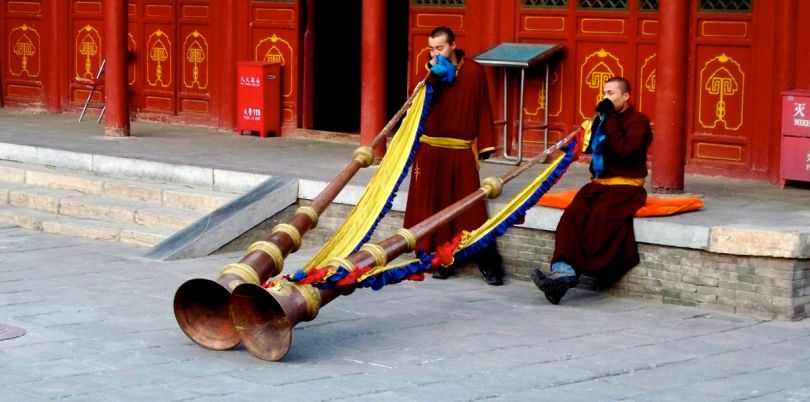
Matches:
[430,55,456,83]
[595,98,616,117]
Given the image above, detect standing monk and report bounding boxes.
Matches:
[533,76,653,303]
[403,26,505,286]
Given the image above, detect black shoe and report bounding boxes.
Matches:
[432,266,456,279]
[532,269,579,305]
[476,244,504,286]
[485,272,504,286]
[479,265,504,286]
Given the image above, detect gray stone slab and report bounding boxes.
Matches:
[92,154,215,188]
[144,176,297,260]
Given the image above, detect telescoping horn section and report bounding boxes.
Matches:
[227,128,580,361]
[173,77,430,351]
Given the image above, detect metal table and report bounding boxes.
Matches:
[474,43,565,165]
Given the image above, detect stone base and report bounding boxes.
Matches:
[224,200,810,321]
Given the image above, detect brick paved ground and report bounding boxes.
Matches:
[2,223,810,401]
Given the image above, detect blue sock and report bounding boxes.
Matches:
[551,261,578,276]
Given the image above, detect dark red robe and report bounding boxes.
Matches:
[551,105,653,282]
[403,53,496,253]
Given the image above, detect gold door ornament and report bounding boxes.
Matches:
[147,29,172,88]
[8,24,41,78]
[524,61,563,118]
[75,25,102,80]
[579,48,623,120]
[698,53,744,131]
[638,53,656,120]
[255,34,294,97]
[183,30,209,90]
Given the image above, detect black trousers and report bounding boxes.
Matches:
[476,243,504,277]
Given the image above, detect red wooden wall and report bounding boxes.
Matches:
[2,0,47,107]
[406,0,793,180]
[1,1,807,181]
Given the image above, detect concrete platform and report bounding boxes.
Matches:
[0,108,808,319]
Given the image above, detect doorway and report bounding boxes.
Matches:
[312,0,361,133]
[310,0,410,133]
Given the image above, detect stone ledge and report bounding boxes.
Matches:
[261,200,810,321]
[709,225,810,259]
[0,143,273,194]
[513,205,809,259]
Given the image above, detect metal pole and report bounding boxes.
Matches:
[515,68,525,164]
[543,61,550,150]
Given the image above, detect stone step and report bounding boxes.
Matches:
[2,184,200,231]
[0,206,173,247]
[0,160,237,212]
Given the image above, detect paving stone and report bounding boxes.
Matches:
[8,187,61,213]
[25,168,104,194]
[162,188,233,212]
[131,213,192,238]
[103,180,164,203]
[40,218,120,241]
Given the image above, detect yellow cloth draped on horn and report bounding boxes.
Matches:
[304,84,428,271]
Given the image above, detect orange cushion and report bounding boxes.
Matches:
[537,189,704,217]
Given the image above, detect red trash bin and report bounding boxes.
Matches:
[236,62,281,138]
[780,89,810,188]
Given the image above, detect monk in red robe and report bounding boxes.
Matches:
[533,76,653,304]
[403,26,504,286]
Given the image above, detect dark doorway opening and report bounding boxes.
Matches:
[386,1,409,121]
[311,1,410,133]
[312,0,361,133]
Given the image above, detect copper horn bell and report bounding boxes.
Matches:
[173,79,427,351]
[229,130,580,361]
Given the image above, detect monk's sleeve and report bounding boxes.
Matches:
[603,114,650,158]
[476,73,497,153]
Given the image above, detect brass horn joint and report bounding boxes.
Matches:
[219,262,261,286]
[271,223,302,252]
[295,206,319,229]
[352,146,374,168]
[481,176,504,199]
[395,228,417,252]
[247,241,285,277]
[360,243,388,267]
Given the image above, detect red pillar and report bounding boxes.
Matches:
[46,0,61,112]
[769,0,798,182]
[103,0,129,137]
[651,0,689,193]
[481,0,499,48]
[218,0,237,130]
[360,0,387,158]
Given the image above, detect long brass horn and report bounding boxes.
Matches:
[174,76,430,351]
[230,129,580,361]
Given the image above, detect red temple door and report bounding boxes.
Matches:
[2,0,48,107]
[68,1,106,113]
[515,0,659,157]
[687,0,759,177]
[237,0,301,132]
[125,0,218,124]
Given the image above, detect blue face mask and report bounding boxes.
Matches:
[430,55,456,84]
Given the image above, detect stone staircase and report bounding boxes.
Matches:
[0,160,241,247]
